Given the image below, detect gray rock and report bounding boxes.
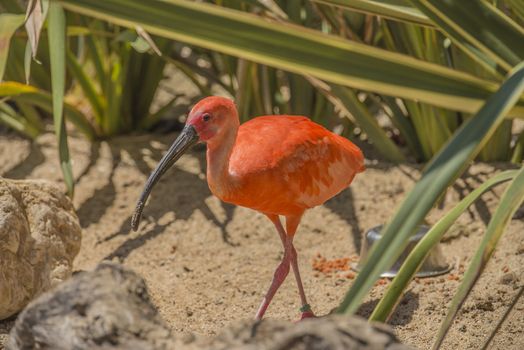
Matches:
[0,178,81,320]
[7,262,175,350]
[8,262,410,350]
[189,315,411,350]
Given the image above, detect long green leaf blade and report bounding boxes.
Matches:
[313,0,432,26]
[410,0,524,71]
[56,0,524,117]
[432,165,524,349]
[369,170,517,322]
[337,62,524,314]
[0,14,25,81]
[48,2,74,197]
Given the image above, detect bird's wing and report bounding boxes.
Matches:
[228,116,363,212]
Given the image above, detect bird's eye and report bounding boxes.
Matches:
[203,114,211,122]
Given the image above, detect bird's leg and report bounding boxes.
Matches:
[285,215,316,320]
[257,214,315,321]
[254,217,291,320]
[254,256,291,320]
[286,242,314,319]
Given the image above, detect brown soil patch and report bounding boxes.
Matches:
[1,131,523,349]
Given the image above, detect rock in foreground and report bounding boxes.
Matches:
[190,315,411,350]
[8,262,410,350]
[0,178,81,320]
[7,262,174,350]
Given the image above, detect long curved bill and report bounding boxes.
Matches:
[131,125,198,231]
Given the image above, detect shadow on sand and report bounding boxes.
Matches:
[356,290,420,326]
[70,133,237,262]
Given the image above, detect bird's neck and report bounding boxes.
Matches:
[206,127,238,197]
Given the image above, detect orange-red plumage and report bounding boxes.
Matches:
[221,116,364,216]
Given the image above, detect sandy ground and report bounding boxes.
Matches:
[0,130,523,350]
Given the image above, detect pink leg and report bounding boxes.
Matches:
[288,244,315,319]
[254,249,291,320]
[255,214,315,321]
[286,215,315,320]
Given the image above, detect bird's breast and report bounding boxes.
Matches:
[206,167,241,204]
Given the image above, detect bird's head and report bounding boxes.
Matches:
[131,96,238,231]
[186,96,239,143]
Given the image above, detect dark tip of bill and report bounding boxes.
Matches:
[131,201,144,231]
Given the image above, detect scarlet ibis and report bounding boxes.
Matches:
[132,96,364,320]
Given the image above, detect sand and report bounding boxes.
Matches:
[0,130,522,349]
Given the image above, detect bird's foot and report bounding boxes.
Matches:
[297,304,316,321]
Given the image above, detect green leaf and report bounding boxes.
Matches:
[65,25,93,36]
[477,120,512,161]
[432,165,524,350]
[306,78,405,162]
[337,61,524,315]
[235,58,253,123]
[381,96,424,160]
[16,100,43,131]
[66,49,104,122]
[511,131,524,163]
[329,84,406,162]
[0,101,41,138]
[48,2,74,197]
[103,43,129,135]
[506,0,524,23]
[0,81,38,95]
[14,92,96,139]
[410,0,524,72]
[115,29,153,53]
[369,170,517,322]
[129,35,151,53]
[82,18,106,90]
[1,0,24,13]
[0,14,25,81]
[56,0,524,117]
[0,81,95,138]
[313,0,432,26]
[24,40,32,83]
